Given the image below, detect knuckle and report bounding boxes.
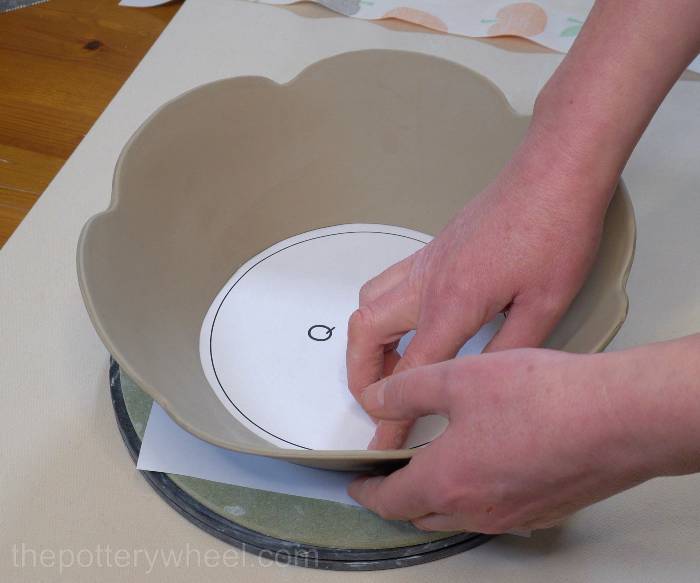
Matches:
[437,277,468,302]
[358,280,377,306]
[347,304,376,337]
[397,350,423,371]
[385,373,408,412]
[539,296,563,317]
[432,267,477,302]
[533,289,567,320]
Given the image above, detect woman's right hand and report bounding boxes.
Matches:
[346,130,617,449]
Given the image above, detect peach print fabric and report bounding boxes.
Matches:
[258,0,700,72]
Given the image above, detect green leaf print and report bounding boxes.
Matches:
[560,24,582,37]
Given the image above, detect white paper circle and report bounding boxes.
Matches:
[200,224,502,450]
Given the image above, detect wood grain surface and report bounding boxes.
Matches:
[0,0,182,247]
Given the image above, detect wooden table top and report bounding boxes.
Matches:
[0,0,182,247]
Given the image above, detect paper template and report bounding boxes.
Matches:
[137,403,359,506]
[200,224,503,450]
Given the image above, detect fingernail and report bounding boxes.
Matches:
[362,382,385,412]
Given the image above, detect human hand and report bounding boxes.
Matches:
[347,146,616,448]
[348,348,656,533]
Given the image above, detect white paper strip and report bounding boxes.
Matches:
[137,402,360,506]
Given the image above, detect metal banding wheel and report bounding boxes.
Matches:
[110,357,493,570]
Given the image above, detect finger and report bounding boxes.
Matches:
[414,514,533,535]
[355,343,399,426]
[412,513,475,533]
[359,255,414,306]
[364,363,452,449]
[484,299,566,352]
[397,296,491,372]
[354,344,401,428]
[521,516,565,531]
[348,458,433,521]
[376,344,410,450]
[360,363,452,420]
[346,284,418,401]
[368,420,413,450]
[373,345,413,450]
[382,346,401,378]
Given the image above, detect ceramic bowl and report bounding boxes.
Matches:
[77,50,635,471]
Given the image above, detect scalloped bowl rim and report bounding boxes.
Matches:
[77,49,636,465]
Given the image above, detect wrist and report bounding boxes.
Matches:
[495,119,619,223]
[527,105,619,195]
[604,337,700,478]
[530,67,634,192]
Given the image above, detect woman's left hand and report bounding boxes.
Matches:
[349,347,657,533]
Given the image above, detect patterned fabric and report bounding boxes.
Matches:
[257,0,700,73]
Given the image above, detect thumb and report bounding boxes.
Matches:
[361,363,452,421]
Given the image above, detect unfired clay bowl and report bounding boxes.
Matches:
[77,50,635,471]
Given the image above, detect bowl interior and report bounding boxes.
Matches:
[78,50,634,471]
